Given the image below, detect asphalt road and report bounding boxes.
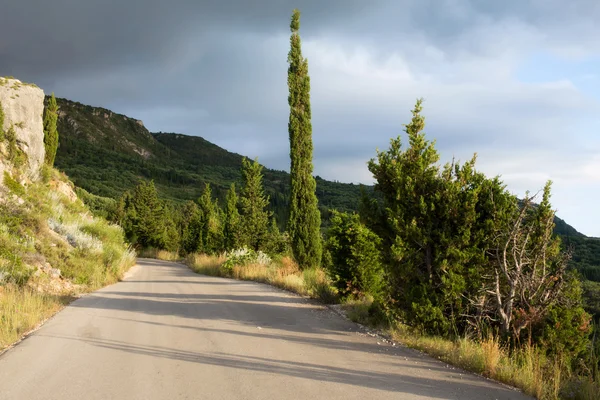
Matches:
[0,259,532,400]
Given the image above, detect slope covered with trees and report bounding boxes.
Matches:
[53,95,600,285]
[54,98,363,229]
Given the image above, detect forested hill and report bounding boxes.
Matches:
[52,96,600,280]
[53,97,364,225]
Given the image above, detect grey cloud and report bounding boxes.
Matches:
[1,0,599,234]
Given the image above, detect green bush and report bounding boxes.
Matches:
[302,266,337,303]
[3,172,25,197]
[324,211,384,300]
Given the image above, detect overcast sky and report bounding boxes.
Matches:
[1,0,599,236]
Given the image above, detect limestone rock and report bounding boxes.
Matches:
[0,78,46,180]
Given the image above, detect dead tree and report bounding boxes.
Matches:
[487,182,570,341]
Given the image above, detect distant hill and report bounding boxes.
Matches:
[53,97,365,227]
[52,96,600,281]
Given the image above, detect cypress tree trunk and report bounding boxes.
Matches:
[287,9,322,268]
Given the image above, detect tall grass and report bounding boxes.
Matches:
[185,253,337,303]
[186,253,226,276]
[138,248,180,261]
[0,168,137,349]
[342,297,600,400]
[0,285,71,350]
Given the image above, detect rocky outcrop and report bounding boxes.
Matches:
[0,77,46,180]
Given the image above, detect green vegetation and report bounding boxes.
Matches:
[186,253,336,302]
[43,93,59,166]
[52,97,364,230]
[223,183,242,251]
[239,158,271,251]
[0,95,135,350]
[179,97,599,399]
[119,180,178,251]
[50,95,599,283]
[287,9,322,268]
[118,159,285,257]
[3,171,25,196]
[0,166,135,349]
[37,9,599,397]
[324,211,384,300]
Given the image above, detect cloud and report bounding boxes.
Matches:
[1,0,599,236]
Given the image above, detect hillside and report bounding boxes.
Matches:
[54,97,364,226]
[0,78,135,350]
[51,96,600,280]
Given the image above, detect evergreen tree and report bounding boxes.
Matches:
[43,93,59,166]
[325,211,384,300]
[162,202,180,252]
[197,183,222,254]
[181,201,203,254]
[287,9,322,268]
[265,216,289,255]
[124,181,167,249]
[223,183,241,251]
[367,99,505,333]
[240,157,271,251]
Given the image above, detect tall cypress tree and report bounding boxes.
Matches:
[43,93,59,166]
[287,9,322,268]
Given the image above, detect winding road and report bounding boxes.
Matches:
[0,259,532,399]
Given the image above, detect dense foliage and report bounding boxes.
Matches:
[43,93,59,166]
[116,159,285,257]
[324,211,384,300]
[287,9,322,268]
[51,95,599,281]
[239,158,272,251]
[350,100,592,365]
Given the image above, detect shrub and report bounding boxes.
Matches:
[324,211,384,299]
[223,247,271,273]
[3,172,25,197]
[303,267,337,303]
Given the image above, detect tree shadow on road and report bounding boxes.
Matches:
[65,260,530,400]
[38,334,527,400]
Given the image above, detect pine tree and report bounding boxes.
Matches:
[43,93,59,166]
[287,9,322,268]
[240,157,271,251]
[198,183,222,254]
[125,180,166,249]
[224,183,241,251]
[181,201,203,254]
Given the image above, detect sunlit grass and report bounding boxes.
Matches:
[185,253,337,303]
[138,248,180,262]
[0,285,71,350]
[342,297,600,400]
[1,169,136,349]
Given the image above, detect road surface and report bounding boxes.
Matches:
[0,259,532,399]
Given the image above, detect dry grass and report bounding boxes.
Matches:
[186,253,226,276]
[340,297,599,400]
[185,253,600,399]
[0,169,136,350]
[0,285,71,350]
[138,248,180,261]
[185,254,337,303]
